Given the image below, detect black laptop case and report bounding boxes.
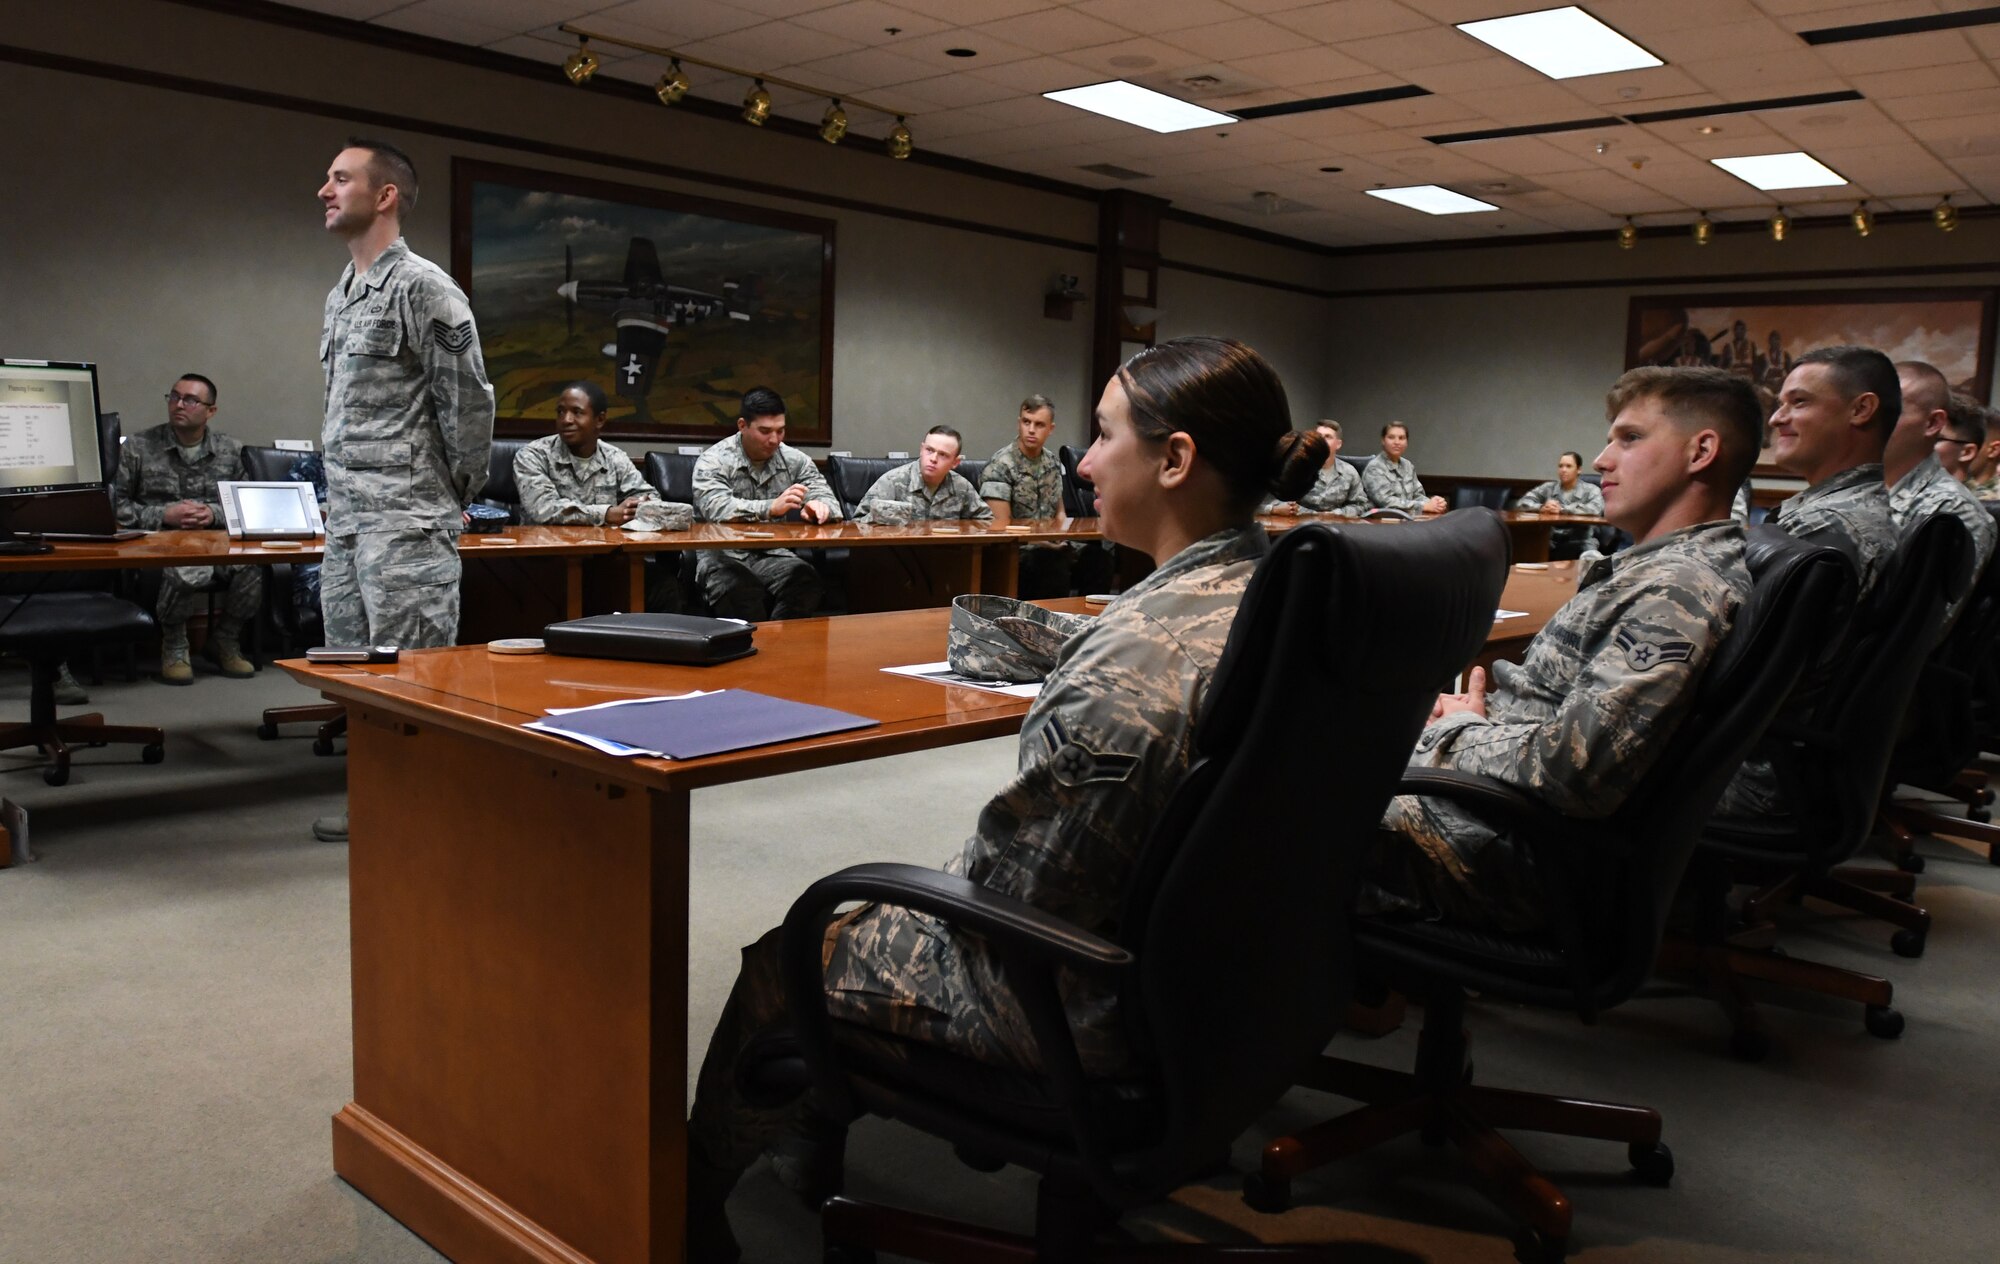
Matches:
[541,612,757,665]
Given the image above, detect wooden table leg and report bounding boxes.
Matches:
[630,554,648,614]
[335,705,689,1263]
[984,544,1020,598]
[1508,521,1551,564]
[567,559,586,619]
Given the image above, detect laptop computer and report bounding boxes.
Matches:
[8,488,145,541]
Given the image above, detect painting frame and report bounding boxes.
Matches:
[451,158,837,444]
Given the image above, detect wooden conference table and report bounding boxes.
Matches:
[1260,508,1606,565]
[279,559,1575,1264]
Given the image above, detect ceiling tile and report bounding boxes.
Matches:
[372,6,516,44]
[889,27,1040,69]
[1444,82,1601,125]
[788,3,956,45]
[973,8,1133,55]
[1343,27,1489,73]
[1270,1,1435,42]
[1345,93,1485,128]
[1227,45,1380,87]
[1058,36,1215,77]
[1564,65,1713,105]
[1844,60,1998,101]
[1817,31,1980,76]
[967,55,1103,94]
[1882,87,2000,124]
[1439,135,1604,175]
[586,0,766,45]
[1811,144,1963,196]
[1685,48,1841,91]
[890,0,1059,21]
[729,0,872,17]
[1163,17,1305,61]
[682,23,865,69]
[279,0,405,17]
[1073,0,1243,33]
[1403,55,1544,92]
[1397,0,1554,20]
[790,45,943,90]
[1590,0,1769,35]
[1647,19,1807,63]
[886,72,1022,107]
[1770,0,1941,31]
[403,0,577,27]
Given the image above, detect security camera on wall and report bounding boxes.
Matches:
[1044,273,1088,321]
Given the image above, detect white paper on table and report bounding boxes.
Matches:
[520,720,665,757]
[882,661,1043,699]
[1493,609,1530,621]
[544,690,713,715]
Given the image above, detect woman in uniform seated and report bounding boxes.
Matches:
[1514,450,1605,559]
[682,336,1327,1262]
[1364,420,1448,515]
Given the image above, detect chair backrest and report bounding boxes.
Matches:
[97,412,121,486]
[641,450,698,504]
[480,436,529,510]
[1784,512,1970,862]
[1891,507,2000,788]
[1057,444,1095,517]
[824,455,900,518]
[1454,485,1511,510]
[957,457,987,493]
[238,444,296,482]
[1114,512,1510,1190]
[1337,453,1369,476]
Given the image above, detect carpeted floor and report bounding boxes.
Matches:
[3,663,1997,1263]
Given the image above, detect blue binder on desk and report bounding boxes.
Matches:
[528,689,875,759]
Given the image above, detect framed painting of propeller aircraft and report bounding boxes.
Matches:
[451,159,835,443]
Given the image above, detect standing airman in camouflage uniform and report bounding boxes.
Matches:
[855,425,992,523]
[1363,421,1448,514]
[981,393,1073,598]
[1513,451,1607,554]
[1885,362,1996,596]
[317,138,492,651]
[114,374,261,684]
[691,386,839,620]
[1715,347,1899,821]
[1369,367,1762,931]
[314,138,493,843]
[1263,420,1369,516]
[512,382,660,526]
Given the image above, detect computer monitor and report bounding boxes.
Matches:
[216,481,323,540]
[0,359,110,554]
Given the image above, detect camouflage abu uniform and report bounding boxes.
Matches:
[855,461,993,522]
[1714,463,1896,819]
[1363,454,1429,513]
[1262,459,1368,516]
[511,433,656,525]
[1374,520,1751,931]
[1514,478,1606,550]
[687,524,1269,1174]
[982,440,1080,599]
[113,422,264,629]
[1966,470,2000,500]
[690,433,841,620]
[319,237,493,648]
[1889,453,1996,606]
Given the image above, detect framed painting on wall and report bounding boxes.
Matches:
[451,158,836,443]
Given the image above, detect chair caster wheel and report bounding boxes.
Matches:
[1242,1170,1292,1213]
[1865,1005,1904,1039]
[1896,851,1926,874]
[1628,1141,1674,1186]
[1970,806,1992,823]
[42,764,69,787]
[1729,1026,1771,1062]
[1513,1227,1569,1263]
[312,737,336,756]
[824,1244,876,1264]
[257,723,278,740]
[1890,928,1926,959]
[142,743,164,765]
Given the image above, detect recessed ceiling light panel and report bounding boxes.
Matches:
[1711,151,1847,190]
[1043,81,1236,132]
[1457,7,1663,80]
[1365,185,1499,215]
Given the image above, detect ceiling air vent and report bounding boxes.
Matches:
[1078,163,1153,181]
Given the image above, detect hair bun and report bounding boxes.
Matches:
[1268,429,1328,501]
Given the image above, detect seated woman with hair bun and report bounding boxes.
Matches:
[680,335,1327,1263]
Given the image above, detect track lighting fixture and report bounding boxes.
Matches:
[888,116,913,160]
[819,100,849,144]
[1851,201,1873,237]
[743,80,772,126]
[654,59,690,106]
[1935,196,1958,233]
[1692,213,1713,246]
[1617,218,1637,250]
[1768,207,1789,242]
[562,38,598,86]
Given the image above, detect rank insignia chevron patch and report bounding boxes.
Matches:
[431,319,475,354]
[1616,627,1695,672]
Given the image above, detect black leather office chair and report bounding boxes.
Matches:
[1454,485,1512,510]
[477,437,529,521]
[1057,444,1095,518]
[761,512,1510,1263]
[1674,514,1970,1056]
[1251,526,1856,1262]
[957,457,988,492]
[823,455,899,519]
[1878,504,2000,868]
[642,450,700,504]
[1338,454,1369,477]
[0,592,166,784]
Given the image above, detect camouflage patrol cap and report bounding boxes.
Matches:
[866,499,917,526]
[948,594,1074,681]
[622,501,693,531]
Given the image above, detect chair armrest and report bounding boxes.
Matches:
[786,862,1132,975]
[1397,767,1575,842]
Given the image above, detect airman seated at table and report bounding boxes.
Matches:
[981,393,1073,598]
[1363,420,1448,515]
[855,425,992,524]
[1514,450,1606,558]
[690,386,840,621]
[1366,366,1759,931]
[1886,360,1996,593]
[1954,394,1999,498]
[1935,392,1986,484]
[1712,345,1899,821]
[682,336,1328,1262]
[1263,419,1368,517]
[113,373,262,685]
[513,381,660,527]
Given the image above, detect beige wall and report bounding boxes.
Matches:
[1319,215,2000,479]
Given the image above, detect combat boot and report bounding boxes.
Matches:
[207,618,256,679]
[159,625,194,686]
[54,661,90,705]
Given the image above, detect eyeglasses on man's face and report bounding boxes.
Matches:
[165,391,213,408]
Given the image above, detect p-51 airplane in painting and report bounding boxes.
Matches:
[556,238,753,418]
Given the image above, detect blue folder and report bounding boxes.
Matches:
[534,689,875,759]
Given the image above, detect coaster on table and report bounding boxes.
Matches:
[488,638,546,655]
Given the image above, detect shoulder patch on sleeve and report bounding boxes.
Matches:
[1615,627,1696,672]
[431,319,476,354]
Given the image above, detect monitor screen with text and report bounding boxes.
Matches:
[0,361,105,494]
